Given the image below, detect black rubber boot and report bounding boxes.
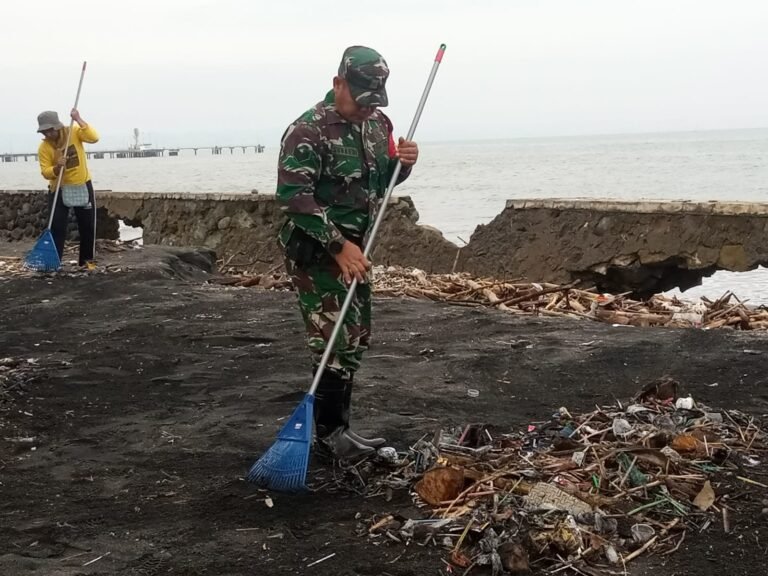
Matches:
[313,370,347,439]
[314,369,374,460]
[342,374,386,448]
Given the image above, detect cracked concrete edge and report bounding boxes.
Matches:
[504,198,768,216]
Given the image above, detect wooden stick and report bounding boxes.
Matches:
[83,552,111,567]
[623,535,659,563]
[369,515,394,533]
[306,553,336,568]
[736,476,768,488]
[611,480,664,500]
[498,281,579,307]
[441,471,509,518]
[661,530,687,555]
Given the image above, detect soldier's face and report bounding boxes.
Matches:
[333,77,375,123]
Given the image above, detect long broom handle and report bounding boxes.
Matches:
[48,61,87,230]
[308,44,446,397]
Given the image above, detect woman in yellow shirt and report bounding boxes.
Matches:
[37,108,99,268]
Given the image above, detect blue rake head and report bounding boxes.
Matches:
[24,230,61,273]
[247,394,314,493]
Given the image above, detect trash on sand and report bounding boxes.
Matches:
[342,375,766,576]
[376,446,399,464]
[675,396,695,410]
[631,523,655,545]
[203,266,768,331]
[524,482,592,515]
[693,480,716,511]
[612,417,633,438]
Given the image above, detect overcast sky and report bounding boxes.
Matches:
[2,0,767,151]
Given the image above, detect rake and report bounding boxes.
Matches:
[247,44,447,493]
[24,61,87,273]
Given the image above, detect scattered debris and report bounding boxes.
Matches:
[0,240,141,279]
[306,552,336,568]
[319,377,766,575]
[216,264,768,331]
[372,267,768,331]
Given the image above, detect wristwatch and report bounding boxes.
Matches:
[328,239,345,255]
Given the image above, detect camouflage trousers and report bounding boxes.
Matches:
[286,255,372,377]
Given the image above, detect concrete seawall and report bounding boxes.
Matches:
[0,190,458,275]
[458,198,768,295]
[3,190,768,295]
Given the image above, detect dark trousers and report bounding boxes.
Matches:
[48,180,96,266]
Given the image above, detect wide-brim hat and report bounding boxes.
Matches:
[37,110,64,133]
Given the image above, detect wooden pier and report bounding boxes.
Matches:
[1,144,265,163]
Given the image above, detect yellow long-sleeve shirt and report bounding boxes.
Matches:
[38,124,99,189]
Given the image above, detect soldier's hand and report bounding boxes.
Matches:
[397,137,419,167]
[333,240,371,284]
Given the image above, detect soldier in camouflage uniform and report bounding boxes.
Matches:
[276,46,419,460]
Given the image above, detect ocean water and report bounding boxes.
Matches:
[3,128,768,302]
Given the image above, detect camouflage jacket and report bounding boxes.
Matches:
[276,90,411,252]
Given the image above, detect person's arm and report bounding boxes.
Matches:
[276,121,345,249]
[38,144,61,180]
[71,108,99,143]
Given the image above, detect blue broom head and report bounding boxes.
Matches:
[24,230,61,273]
[247,394,314,493]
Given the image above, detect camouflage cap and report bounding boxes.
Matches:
[338,46,389,107]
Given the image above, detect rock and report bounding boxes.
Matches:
[498,541,529,574]
[636,376,679,402]
[414,466,464,506]
[217,216,231,230]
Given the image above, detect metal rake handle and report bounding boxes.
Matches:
[48,61,87,230]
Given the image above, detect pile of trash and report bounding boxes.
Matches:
[334,378,766,575]
[215,264,768,330]
[372,266,768,330]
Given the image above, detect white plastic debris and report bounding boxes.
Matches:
[705,412,724,424]
[675,397,695,410]
[410,268,428,285]
[626,404,652,415]
[571,450,586,467]
[377,446,399,463]
[611,418,633,438]
[672,311,703,326]
[631,523,655,545]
